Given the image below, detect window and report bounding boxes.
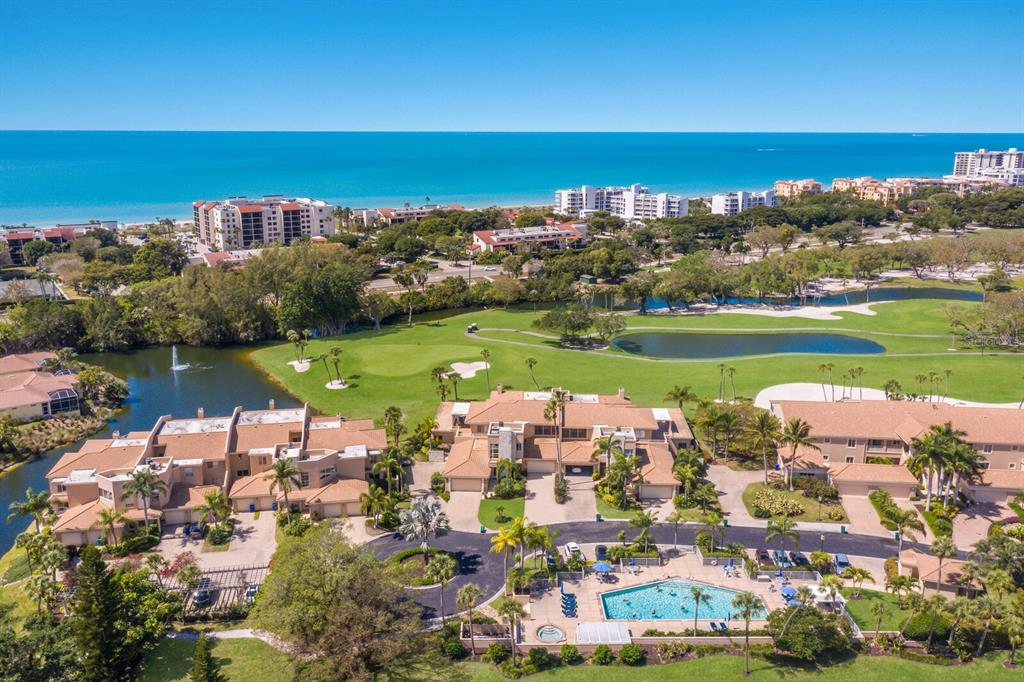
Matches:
[869,439,883,448]
[206,462,214,468]
[845,456,855,464]
[490,444,499,457]
[823,437,830,444]
[534,425,557,436]
[1009,463,1017,470]
[982,444,993,453]
[822,455,829,462]
[847,439,857,448]
[236,469,250,477]
[300,472,310,488]
[184,467,193,477]
[99,489,112,500]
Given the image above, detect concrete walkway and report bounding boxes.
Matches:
[708,464,762,526]
[524,472,597,525]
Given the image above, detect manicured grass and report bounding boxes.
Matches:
[249,299,1022,427]
[840,588,913,632]
[140,637,293,682]
[742,483,849,523]
[595,494,639,520]
[0,524,36,625]
[921,508,953,538]
[478,496,524,529]
[452,652,1020,680]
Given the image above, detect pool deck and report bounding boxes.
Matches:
[523,546,804,646]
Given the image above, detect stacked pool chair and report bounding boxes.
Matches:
[559,582,578,617]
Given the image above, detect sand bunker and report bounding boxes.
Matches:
[450,361,490,378]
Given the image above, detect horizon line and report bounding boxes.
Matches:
[1,129,1022,135]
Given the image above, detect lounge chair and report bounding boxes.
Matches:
[710,622,719,632]
[719,622,728,631]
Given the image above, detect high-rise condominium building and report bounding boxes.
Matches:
[710,190,778,216]
[193,196,335,250]
[773,179,822,198]
[952,148,1023,176]
[554,184,687,220]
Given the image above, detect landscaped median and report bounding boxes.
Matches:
[743,481,849,524]
[479,497,525,530]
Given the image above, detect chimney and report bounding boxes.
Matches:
[268,398,276,410]
[197,406,205,419]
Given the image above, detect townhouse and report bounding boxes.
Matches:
[435,388,695,499]
[471,223,587,253]
[770,400,1024,501]
[0,352,80,420]
[45,403,385,547]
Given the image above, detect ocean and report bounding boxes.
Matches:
[0,131,1020,225]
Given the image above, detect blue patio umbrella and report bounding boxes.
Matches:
[787,598,802,606]
[780,585,797,598]
[592,562,613,573]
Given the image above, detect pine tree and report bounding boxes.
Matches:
[69,545,124,681]
[189,634,226,682]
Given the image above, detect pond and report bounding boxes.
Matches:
[642,286,983,311]
[613,332,886,359]
[0,345,297,555]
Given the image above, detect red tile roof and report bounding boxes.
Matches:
[238,205,264,214]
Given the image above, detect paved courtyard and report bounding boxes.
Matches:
[524,472,597,525]
[441,491,484,532]
[708,464,763,525]
[953,502,1011,550]
[155,511,277,570]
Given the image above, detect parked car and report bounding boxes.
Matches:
[773,549,792,568]
[563,542,582,560]
[789,551,810,567]
[755,548,773,567]
[834,553,851,573]
[484,266,497,271]
[244,583,260,603]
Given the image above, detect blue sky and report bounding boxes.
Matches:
[1,0,1021,132]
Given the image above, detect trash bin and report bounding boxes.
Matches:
[596,513,603,522]
[480,524,486,533]
[249,503,255,513]
[840,525,846,534]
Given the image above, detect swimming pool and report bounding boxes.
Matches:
[601,579,767,621]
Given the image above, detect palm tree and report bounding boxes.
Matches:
[853,366,865,400]
[194,489,232,531]
[841,566,874,597]
[664,385,696,412]
[494,596,526,665]
[265,458,302,513]
[490,527,516,591]
[372,448,404,495]
[945,595,974,648]
[424,554,458,625]
[448,371,461,400]
[732,591,762,676]
[716,410,741,462]
[286,329,301,362]
[383,406,405,447]
[480,349,492,392]
[1004,613,1024,667]
[7,488,53,533]
[765,516,799,553]
[696,405,722,458]
[820,362,836,401]
[884,574,919,607]
[457,583,484,656]
[673,461,699,499]
[716,363,726,402]
[328,346,344,384]
[591,435,623,475]
[121,468,168,532]
[665,509,684,549]
[899,593,925,636]
[816,363,830,400]
[821,574,844,604]
[922,594,947,650]
[630,510,657,553]
[398,497,450,565]
[929,536,955,595]
[780,585,815,638]
[888,508,923,574]
[974,595,1000,657]
[359,484,388,527]
[92,507,127,545]
[780,418,816,491]
[690,585,709,635]
[545,389,568,472]
[525,357,539,389]
[871,600,888,639]
[747,411,782,484]
[145,553,168,587]
[15,531,38,575]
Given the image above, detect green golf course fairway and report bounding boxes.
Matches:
[250,295,1021,425]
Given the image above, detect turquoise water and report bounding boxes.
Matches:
[1,132,1020,224]
[644,286,984,310]
[601,579,766,621]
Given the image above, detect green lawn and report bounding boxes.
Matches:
[478,496,525,530]
[840,588,913,632]
[249,297,1022,426]
[140,637,294,682]
[0,524,36,625]
[595,494,640,520]
[742,483,850,523]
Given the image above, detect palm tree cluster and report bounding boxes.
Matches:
[907,422,983,511]
[492,517,562,593]
[8,488,67,615]
[591,436,643,510]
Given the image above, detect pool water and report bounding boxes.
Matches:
[601,579,766,621]
[537,625,564,642]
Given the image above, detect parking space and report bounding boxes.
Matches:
[841,496,891,538]
[441,491,484,532]
[155,511,277,570]
[524,472,597,525]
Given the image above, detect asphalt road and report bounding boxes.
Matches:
[371,520,932,620]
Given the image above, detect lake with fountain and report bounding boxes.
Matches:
[0,345,297,554]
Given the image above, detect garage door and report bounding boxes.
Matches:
[163,510,189,525]
[450,477,482,492]
[639,484,676,500]
[971,488,1009,504]
[321,503,343,518]
[565,464,593,476]
[525,460,556,474]
[342,501,361,516]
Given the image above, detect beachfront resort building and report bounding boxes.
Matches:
[770,400,1024,502]
[192,196,335,250]
[44,403,385,546]
[952,148,1024,176]
[0,352,80,420]
[830,177,918,204]
[554,184,687,220]
[471,222,587,253]
[773,179,822,198]
[709,190,778,216]
[434,388,695,498]
[353,204,465,226]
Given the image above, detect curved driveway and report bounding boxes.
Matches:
[372,520,935,619]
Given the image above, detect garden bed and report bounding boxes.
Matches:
[388,547,458,586]
[742,483,848,523]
